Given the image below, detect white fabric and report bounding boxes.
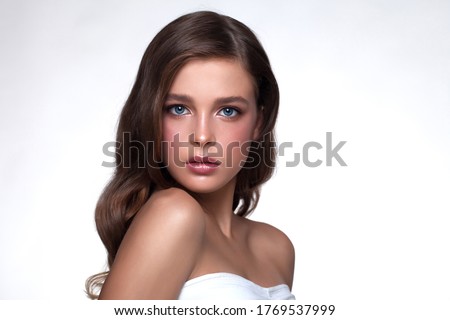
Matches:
[178,272,295,300]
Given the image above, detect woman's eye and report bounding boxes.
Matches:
[218,107,239,118]
[168,105,189,115]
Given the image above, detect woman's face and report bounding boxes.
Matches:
[162,58,260,194]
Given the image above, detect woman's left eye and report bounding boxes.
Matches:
[218,107,239,118]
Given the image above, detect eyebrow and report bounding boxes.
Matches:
[165,93,250,106]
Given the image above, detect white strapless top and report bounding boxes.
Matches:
[178,272,295,300]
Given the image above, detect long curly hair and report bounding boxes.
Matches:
[86,10,279,298]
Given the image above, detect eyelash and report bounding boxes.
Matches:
[218,107,241,118]
[165,105,241,118]
[166,104,190,116]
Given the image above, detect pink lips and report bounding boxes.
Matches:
[186,156,221,175]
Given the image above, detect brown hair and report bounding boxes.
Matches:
[86,10,279,298]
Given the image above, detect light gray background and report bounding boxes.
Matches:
[1,0,449,318]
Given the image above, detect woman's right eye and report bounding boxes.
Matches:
[167,105,190,116]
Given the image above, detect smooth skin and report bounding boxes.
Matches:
[99,59,295,299]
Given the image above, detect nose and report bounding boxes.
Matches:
[190,114,215,147]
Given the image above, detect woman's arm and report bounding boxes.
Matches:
[99,188,205,299]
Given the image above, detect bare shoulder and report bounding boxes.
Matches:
[246,219,295,286]
[248,220,295,259]
[132,187,206,241]
[140,187,205,224]
[99,188,205,299]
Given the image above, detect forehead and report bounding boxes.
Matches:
[168,58,257,103]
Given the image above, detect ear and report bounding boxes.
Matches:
[252,106,264,140]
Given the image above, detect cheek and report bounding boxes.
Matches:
[163,119,193,142]
[163,120,186,147]
[162,120,194,168]
[222,125,255,146]
[221,126,255,166]
[162,122,178,164]
[162,120,178,142]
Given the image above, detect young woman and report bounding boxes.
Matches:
[86,10,295,300]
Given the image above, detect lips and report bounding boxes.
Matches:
[186,156,221,174]
[187,155,221,166]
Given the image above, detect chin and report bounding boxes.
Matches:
[167,165,240,195]
[171,173,235,195]
[179,181,228,195]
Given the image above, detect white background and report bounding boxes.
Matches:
[1,0,449,318]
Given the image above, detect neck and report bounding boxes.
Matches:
[191,178,237,237]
